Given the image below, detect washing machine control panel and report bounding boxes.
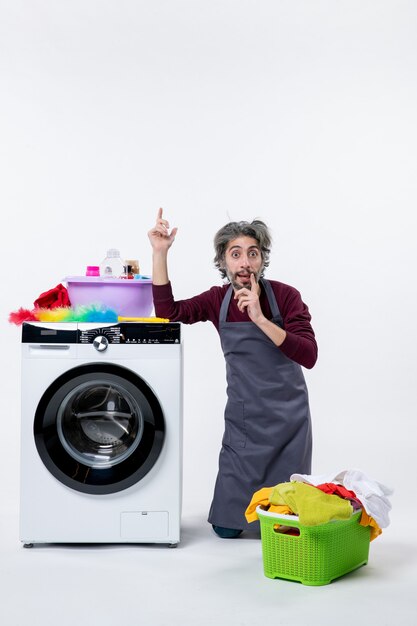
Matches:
[22,322,181,344]
[79,323,181,345]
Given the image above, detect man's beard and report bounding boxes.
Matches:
[225,268,263,290]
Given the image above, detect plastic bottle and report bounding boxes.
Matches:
[100,249,125,278]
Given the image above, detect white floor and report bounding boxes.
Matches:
[1,495,416,626]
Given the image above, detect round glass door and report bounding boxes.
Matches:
[56,380,144,468]
[34,364,165,494]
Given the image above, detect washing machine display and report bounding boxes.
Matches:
[20,321,183,546]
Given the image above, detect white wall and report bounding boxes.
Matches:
[1,0,416,518]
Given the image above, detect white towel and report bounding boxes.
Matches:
[290,469,393,528]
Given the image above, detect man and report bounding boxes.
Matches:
[148,208,317,538]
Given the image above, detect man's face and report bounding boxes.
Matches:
[223,236,264,290]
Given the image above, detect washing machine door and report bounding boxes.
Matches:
[34,364,165,494]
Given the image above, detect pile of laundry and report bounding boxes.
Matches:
[245,469,393,541]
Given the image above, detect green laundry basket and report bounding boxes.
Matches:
[257,506,371,586]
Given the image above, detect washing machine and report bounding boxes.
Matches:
[20,321,183,547]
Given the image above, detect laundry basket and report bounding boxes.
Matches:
[256,506,371,586]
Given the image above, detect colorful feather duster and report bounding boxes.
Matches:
[9,304,118,325]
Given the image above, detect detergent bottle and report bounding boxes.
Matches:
[100,249,125,278]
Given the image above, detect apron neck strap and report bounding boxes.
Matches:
[219,285,233,323]
[260,278,281,319]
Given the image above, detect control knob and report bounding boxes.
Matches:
[93,336,109,352]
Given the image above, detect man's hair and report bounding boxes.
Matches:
[213,219,272,279]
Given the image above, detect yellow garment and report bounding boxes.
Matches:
[360,510,382,541]
[270,481,353,526]
[244,487,292,523]
[118,316,170,322]
[269,504,293,516]
[245,487,273,522]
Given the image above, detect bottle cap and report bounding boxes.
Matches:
[106,249,120,258]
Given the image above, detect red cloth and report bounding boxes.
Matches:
[152,280,317,369]
[34,283,71,309]
[316,483,362,508]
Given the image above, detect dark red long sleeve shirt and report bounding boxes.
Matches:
[152,279,318,369]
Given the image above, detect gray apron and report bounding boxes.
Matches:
[208,278,312,530]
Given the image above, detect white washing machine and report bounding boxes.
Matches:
[20,321,183,547]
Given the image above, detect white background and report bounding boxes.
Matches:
[0,1,416,624]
